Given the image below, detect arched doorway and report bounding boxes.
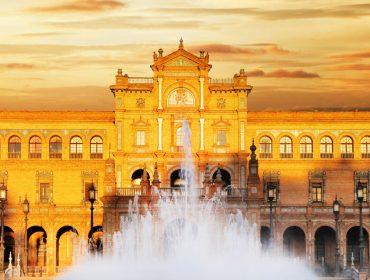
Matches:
[170,169,188,188]
[56,226,79,268]
[4,226,15,266]
[88,226,103,254]
[131,169,150,187]
[27,226,47,268]
[260,226,270,250]
[346,226,369,267]
[315,226,336,271]
[212,168,231,187]
[283,226,306,258]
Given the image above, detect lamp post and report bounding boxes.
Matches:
[267,182,276,247]
[356,181,365,271]
[333,196,340,276]
[0,181,7,272]
[22,197,29,276]
[88,184,96,231]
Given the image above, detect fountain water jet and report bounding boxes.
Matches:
[60,120,316,280]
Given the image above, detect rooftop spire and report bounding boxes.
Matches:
[179,37,184,49]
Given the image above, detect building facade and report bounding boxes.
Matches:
[0,40,369,275]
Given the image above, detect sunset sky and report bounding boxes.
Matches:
[0,0,369,111]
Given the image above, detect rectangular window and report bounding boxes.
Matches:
[40,183,50,203]
[136,131,146,146]
[216,131,227,146]
[312,183,323,202]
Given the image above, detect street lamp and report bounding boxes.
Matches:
[88,183,97,231]
[356,181,366,271]
[0,181,7,271]
[333,196,340,275]
[22,196,30,276]
[267,182,276,247]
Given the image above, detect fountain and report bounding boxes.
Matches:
[60,120,316,280]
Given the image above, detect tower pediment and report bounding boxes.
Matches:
[151,39,211,72]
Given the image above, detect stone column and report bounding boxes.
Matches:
[199,118,205,151]
[199,77,204,110]
[158,77,163,110]
[157,118,163,151]
[116,121,122,151]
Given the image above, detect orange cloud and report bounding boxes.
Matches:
[27,0,125,13]
[1,63,34,69]
[330,64,370,71]
[188,44,292,56]
[330,51,370,60]
[247,69,319,78]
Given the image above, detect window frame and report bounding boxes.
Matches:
[8,136,22,159]
[320,136,333,158]
[70,136,83,159]
[49,136,62,159]
[29,135,42,159]
[279,136,293,158]
[90,136,103,159]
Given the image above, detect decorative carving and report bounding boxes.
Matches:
[167,88,195,107]
[136,98,145,108]
[217,98,226,108]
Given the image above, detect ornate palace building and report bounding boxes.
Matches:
[0,39,369,276]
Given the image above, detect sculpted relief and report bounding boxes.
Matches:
[167,88,195,107]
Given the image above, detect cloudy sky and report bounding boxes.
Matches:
[0,0,369,111]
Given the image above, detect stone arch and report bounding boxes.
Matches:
[56,226,79,268]
[27,226,47,268]
[88,226,103,254]
[314,226,336,271]
[211,168,232,187]
[260,225,270,250]
[4,226,15,266]
[346,226,369,268]
[164,81,199,107]
[283,226,306,258]
[131,168,151,187]
[170,168,188,188]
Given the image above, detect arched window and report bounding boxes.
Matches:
[8,136,21,159]
[361,136,370,158]
[70,136,83,159]
[320,136,333,158]
[90,136,103,159]
[279,136,293,158]
[49,136,62,159]
[340,136,354,159]
[29,136,42,159]
[299,136,313,158]
[259,136,272,158]
[176,127,184,147]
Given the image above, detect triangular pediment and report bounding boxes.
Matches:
[164,56,198,67]
[151,44,211,71]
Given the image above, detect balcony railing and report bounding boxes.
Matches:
[209,78,234,84]
[280,153,293,159]
[8,152,21,159]
[128,77,153,84]
[260,153,272,159]
[29,152,41,159]
[362,153,370,159]
[300,153,313,159]
[341,153,354,159]
[50,153,62,159]
[90,153,103,159]
[70,153,83,159]
[320,153,333,159]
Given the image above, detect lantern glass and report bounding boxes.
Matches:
[357,186,363,200]
[333,201,339,213]
[0,189,6,201]
[23,199,30,214]
[89,185,96,201]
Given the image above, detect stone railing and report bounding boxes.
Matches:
[208,78,234,84]
[128,77,153,84]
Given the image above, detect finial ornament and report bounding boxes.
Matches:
[179,37,184,49]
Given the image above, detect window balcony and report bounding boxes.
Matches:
[341,153,354,159]
[280,153,293,159]
[300,153,313,159]
[320,153,333,159]
[362,153,370,159]
[49,153,62,159]
[8,152,21,159]
[260,153,272,159]
[29,153,41,159]
[90,153,103,159]
[70,153,83,159]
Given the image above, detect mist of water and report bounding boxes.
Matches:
[60,120,316,280]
